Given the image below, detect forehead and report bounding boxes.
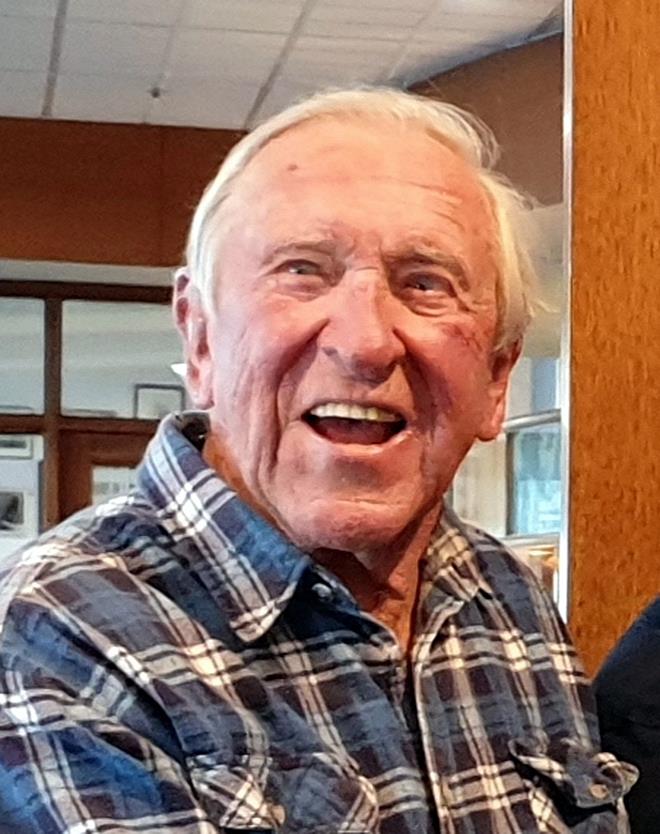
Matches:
[217,116,497,257]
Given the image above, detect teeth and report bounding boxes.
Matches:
[309,402,401,422]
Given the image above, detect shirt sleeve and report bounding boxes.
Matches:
[0,594,219,834]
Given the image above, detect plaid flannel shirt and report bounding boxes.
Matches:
[0,414,635,834]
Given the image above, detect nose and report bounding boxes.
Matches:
[318,272,405,383]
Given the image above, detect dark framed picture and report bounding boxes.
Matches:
[0,491,24,531]
[133,384,185,420]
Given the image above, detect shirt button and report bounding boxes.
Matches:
[589,783,610,802]
[270,803,286,827]
[311,582,334,602]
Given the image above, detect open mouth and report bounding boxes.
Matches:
[303,402,407,445]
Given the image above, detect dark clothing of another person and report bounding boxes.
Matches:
[596,596,660,834]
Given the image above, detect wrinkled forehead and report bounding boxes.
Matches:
[233,114,491,208]
[207,115,500,283]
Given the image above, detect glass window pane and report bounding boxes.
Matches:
[62,301,184,419]
[0,298,45,414]
[450,436,507,538]
[507,356,559,419]
[510,421,561,535]
[0,434,44,561]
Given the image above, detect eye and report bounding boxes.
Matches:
[404,272,456,296]
[282,259,322,276]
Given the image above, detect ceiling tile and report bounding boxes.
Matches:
[422,0,555,31]
[0,15,53,71]
[149,76,258,129]
[0,0,57,16]
[60,21,170,76]
[0,70,46,116]
[390,37,494,83]
[53,73,153,122]
[328,0,429,8]
[181,0,305,33]
[249,78,320,125]
[433,0,552,16]
[302,3,425,40]
[68,0,182,26]
[167,29,286,84]
[281,36,401,86]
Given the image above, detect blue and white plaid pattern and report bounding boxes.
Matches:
[0,414,635,833]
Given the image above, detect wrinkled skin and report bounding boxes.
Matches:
[175,117,519,638]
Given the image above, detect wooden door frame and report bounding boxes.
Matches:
[0,279,170,526]
[58,430,151,519]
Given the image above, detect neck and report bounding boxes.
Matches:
[313,504,441,654]
[203,432,442,653]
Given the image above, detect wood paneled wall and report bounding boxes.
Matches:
[413,35,563,205]
[0,37,561,270]
[0,119,242,266]
[571,0,660,673]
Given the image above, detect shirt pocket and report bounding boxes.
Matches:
[186,751,380,834]
[509,735,638,834]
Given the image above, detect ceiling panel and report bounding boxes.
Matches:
[149,76,259,128]
[0,0,561,129]
[53,73,153,122]
[0,0,57,17]
[302,2,425,41]
[67,0,183,26]
[181,0,305,33]
[281,35,401,86]
[250,77,320,124]
[167,28,286,84]
[420,16,547,40]
[434,0,552,16]
[60,21,171,76]
[335,0,431,8]
[0,15,53,71]
[0,70,47,116]
[390,32,495,82]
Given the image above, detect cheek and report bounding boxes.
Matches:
[413,318,495,419]
[208,298,321,422]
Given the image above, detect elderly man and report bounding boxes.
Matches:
[0,89,634,833]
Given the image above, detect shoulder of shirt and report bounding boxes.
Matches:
[0,491,167,628]
[451,515,564,631]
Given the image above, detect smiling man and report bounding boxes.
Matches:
[0,89,635,833]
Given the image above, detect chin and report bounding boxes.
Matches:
[277,496,421,555]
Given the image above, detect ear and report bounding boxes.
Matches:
[173,268,214,409]
[477,339,522,442]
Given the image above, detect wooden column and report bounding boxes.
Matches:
[570,0,660,674]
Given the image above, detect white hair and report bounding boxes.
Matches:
[185,86,537,350]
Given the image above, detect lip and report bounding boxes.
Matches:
[297,415,415,455]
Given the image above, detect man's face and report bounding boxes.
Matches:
[185,117,516,554]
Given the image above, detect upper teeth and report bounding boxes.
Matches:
[309,402,401,422]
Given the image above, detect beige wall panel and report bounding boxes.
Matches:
[571,0,660,674]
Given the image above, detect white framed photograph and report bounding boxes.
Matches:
[133,384,184,420]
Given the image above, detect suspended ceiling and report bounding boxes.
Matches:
[0,0,561,130]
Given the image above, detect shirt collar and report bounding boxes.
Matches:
[136,412,312,643]
[416,507,495,636]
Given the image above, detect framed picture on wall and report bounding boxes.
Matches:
[133,384,185,420]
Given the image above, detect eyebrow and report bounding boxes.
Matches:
[261,238,339,265]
